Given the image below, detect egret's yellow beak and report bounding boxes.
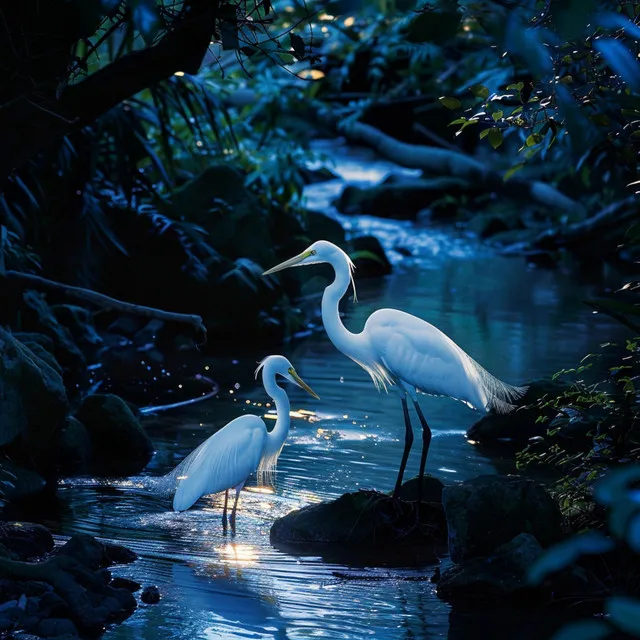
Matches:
[262,250,311,276]
[289,368,320,399]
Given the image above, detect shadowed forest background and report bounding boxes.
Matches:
[0,1,639,639]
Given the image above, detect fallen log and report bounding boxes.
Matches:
[532,197,638,250]
[334,119,585,215]
[4,270,207,342]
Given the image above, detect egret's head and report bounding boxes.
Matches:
[262,240,352,274]
[255,355,319,399]
[262,240,357,300]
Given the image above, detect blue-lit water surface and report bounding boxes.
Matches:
[42,141,627,640]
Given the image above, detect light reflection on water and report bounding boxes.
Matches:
[39,142,629,640]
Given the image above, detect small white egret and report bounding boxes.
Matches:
[163,355,319,532]
[263,241,526,500]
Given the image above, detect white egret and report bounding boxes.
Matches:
[162,355,319,532]
[263,240,526,501]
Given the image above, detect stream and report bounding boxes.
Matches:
[34,139,628,639]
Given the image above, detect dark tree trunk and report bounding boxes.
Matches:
[0,0,220,181]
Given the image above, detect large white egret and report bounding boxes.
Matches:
[161,355,319,532]
[263,241,526,501]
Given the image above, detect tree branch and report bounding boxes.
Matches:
[5,271,206,342]
[0,0,220,179]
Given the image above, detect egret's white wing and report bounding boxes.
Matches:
[167,415,267,512]
[365,309,526,412]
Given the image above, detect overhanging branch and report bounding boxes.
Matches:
[5,270,207,342]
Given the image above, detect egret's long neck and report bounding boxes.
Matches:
[322,255,362,359]
[262,367,291,456]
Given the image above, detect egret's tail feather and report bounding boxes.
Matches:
[149,436,212,503]
[469,357,528,414]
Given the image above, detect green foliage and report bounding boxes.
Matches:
[530,466,640,639]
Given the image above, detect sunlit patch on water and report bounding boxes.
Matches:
[215,543,260,567]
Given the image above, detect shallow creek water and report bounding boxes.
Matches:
[35,141,628,639]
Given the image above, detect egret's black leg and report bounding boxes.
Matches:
[393,396,414,499]
[230,489,241,535]
[222,489,229,533]
[413,400,432,504]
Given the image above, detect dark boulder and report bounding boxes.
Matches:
[51,304,103,353]
[12,333,61,376]
[271,487,446,565]
[19,291,85,373]
[437,533,544,603]
[74,394,153,476]
[0,527,138,638]
[349,236,392,278]
[0,459,47,503]
[0,522,54,561]
[0,328,68,482]
[34,616,79,638]
[110,577,141,592]
[466,378,573,447]
[58,417,92,476]
[57,534,137,571]
[104,542,138,566]
[466,214,512,239]
[303,210,346,247]
[442,475,564,563]
[398,475,444,502]
[438,533,607,607]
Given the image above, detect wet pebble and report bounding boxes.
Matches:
[110,577,141,592]
[141,585,160,604]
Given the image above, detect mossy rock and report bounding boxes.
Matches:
[271,486,447,565]
[75,394,153,476]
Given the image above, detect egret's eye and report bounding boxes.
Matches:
[310,250,316,256]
